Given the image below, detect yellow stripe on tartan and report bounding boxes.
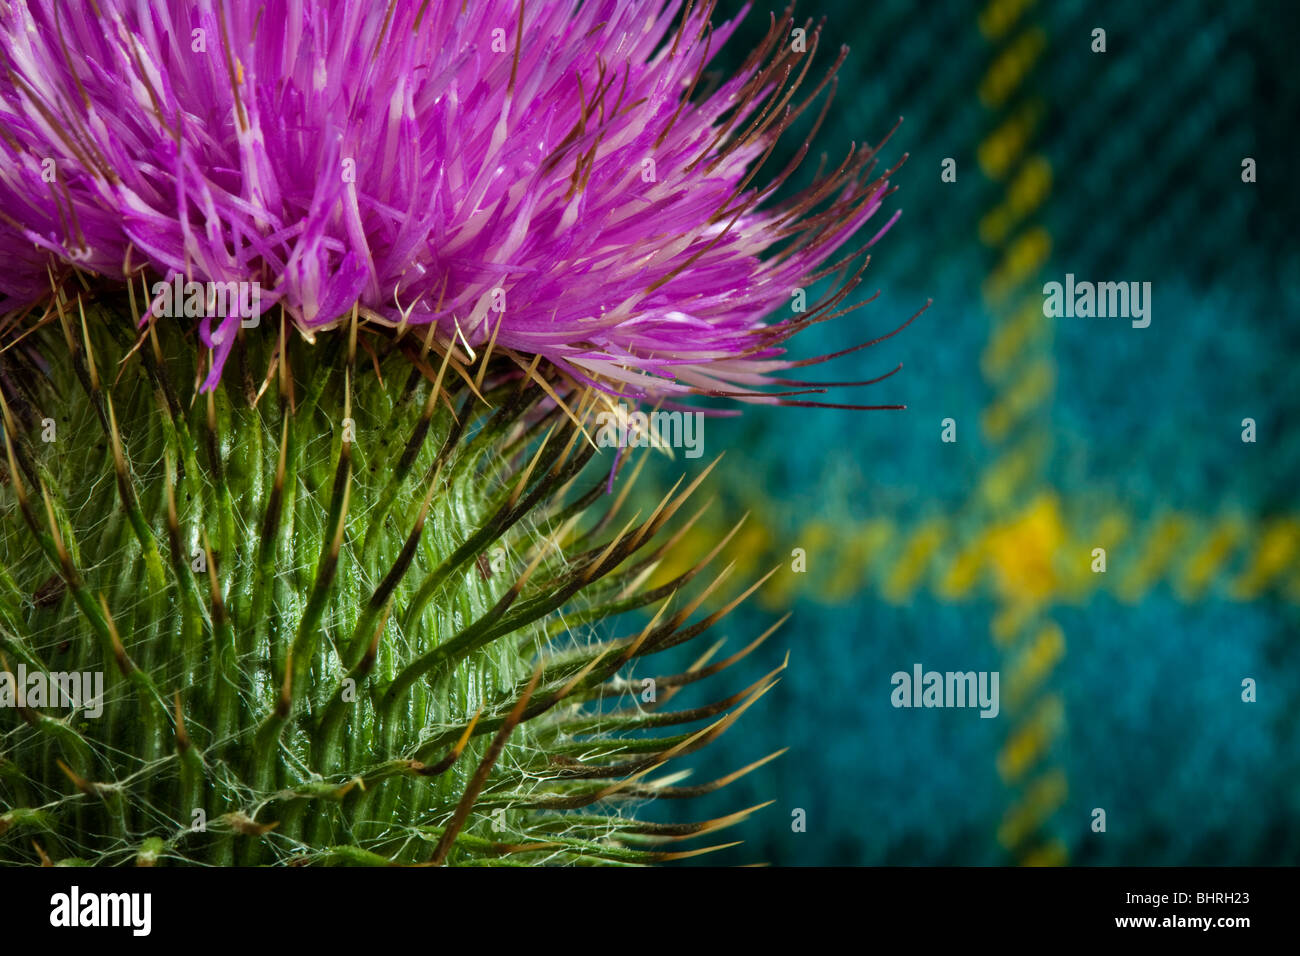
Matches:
[982,225,1051,305]
[981,356,1055,442]
[998,768,1067,849]
[978,99,1045,180]
[1005,620,1065,709]
[979,154,1053,246]
[1055,511,1130,598]
[1177,517,1247,600]
[997,693,1064,783]
[882,519,946,604]
[1231,517,1300,599]
[666,500,1300,611]
[1020,839,1069,867]
[986,494,1065,603]
[982,296,1047,383]
[1118,513,1190,603]
[757,519,827,609]
[938,535,989,600]
[979,0,1037,41]
[824,519,894,603]
[1092,512,1130,552]
[979,27,1047,109]
[992,600,1040,650]
[731,521,772,580]
[976,433,1051,510]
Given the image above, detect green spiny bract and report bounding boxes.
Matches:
[0,294,780,866]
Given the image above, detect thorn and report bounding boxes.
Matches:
[507,423,557,509]
[580,511,642,585]
[507,352,597,448]
[421,334,457,423]
[224,812,279,836]
[39,482,72,574]
[278,648,293,718]
[452,315,476,364]
[48,266,78,355]
[473,310,505,391]
[104,394,130,486]
[278,308,297,414]
[429,665,542,865]
[691,564,782,634]
[173,692,190,751]
[665,560,737,631]
[358,604,392,676]
[631,800,776,842]
[56,759,96,797]
[347,301,359,370]
[97,594,133,675]
[164,451,180,538]
[416,706,483,777]
[200,529,224,620]
[274,413,290,494]
[76,294,99,392]
[328,478,351,562]
[651,748,789,798]
[649,840,743,862]
[0,396,30,512]
[332,776,364,799]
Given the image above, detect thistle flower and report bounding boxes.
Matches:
[0,0,905,397]
[0,0,909,867]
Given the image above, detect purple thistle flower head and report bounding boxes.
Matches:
[0,0,909,400]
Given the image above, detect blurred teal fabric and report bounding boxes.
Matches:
[630,0,1299,865]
